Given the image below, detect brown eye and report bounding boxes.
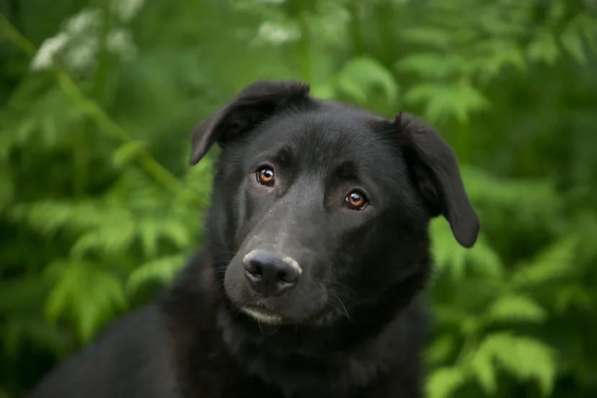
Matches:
[345,190,368,210]
[256,165,275,186]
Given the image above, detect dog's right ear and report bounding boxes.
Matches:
[190,80,310,165]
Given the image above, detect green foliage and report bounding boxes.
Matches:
[44,259,126,342]
[1,0,596,397]
[323,56,399,109]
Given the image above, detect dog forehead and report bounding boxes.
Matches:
[251,106,397,169]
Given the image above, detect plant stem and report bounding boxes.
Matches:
[0,14,35,55]
[59,74,182,191]
[0,14,182,192]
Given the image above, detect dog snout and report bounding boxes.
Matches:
[242,249,301,297]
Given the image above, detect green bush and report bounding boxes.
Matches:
[1,0,596,396]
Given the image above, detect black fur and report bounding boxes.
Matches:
[31,81,479,398]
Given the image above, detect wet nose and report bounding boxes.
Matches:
[242,249,301,297]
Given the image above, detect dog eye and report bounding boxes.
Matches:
[345,190,368,210]
[256,165,275,186]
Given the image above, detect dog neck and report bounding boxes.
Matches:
[163,250,428,397]
[215,262,429,397]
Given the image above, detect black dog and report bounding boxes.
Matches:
[31,80,479,398]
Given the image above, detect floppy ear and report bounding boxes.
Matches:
[190,80,310,165]
[396,113,480,247]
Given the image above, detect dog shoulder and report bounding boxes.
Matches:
[356,298,427,398]
[30,305,180,398]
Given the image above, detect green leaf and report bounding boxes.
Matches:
[426,334,457,365]
[554,284,593,313]
[431,219,468,278]
[561,23,587,64]
[70,215,136,257]
[426,366,467,398]
[404,81,488,122]
[486,294,547,324]
[477,333,556,395]
[460,167,562,231]
[397,53,466,79]
[474,39,526,79]
[11,200,102,235]
[470,346,497,394]
[402,27,456,49]
[335,57,399,106]
[127,255,184,293]
[139,219,161,256]
[575,14,597,52]
[112,140,146,167]
[160,220,191,248]
[528,32,559,65]
[512,238,577,288]
[45,260,126,341]
[431,219,502,279]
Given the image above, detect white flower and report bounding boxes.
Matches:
[107,29,137,60]
[112,0,145,21]
[31,5,139,73]
[65,8,101,34]
[255,21,301,45]
[65,37,99,71]
[31,33,69,71]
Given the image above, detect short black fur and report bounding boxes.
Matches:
[31,80,479,398]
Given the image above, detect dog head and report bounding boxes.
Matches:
[190,81,479,327]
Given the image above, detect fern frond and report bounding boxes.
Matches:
[126,254,185,293]
[475,332,556,396]
[44,259,127,342]
[485,294,547,325]
[426,366,467,398]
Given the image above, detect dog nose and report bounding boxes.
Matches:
[242,250,301,297]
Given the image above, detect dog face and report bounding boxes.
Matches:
[191,81,479,326]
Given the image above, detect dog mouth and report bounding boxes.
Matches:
[240,306,284,325]
[239,302,342,327]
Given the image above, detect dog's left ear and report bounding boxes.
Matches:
[396,113,480,247]
[190,80,310,165]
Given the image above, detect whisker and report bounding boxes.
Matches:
[330,293,353,322]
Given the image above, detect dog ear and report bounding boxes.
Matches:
[189,80,310,165]
[396,113,480,247]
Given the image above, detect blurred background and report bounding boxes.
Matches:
[1,0,596,397]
